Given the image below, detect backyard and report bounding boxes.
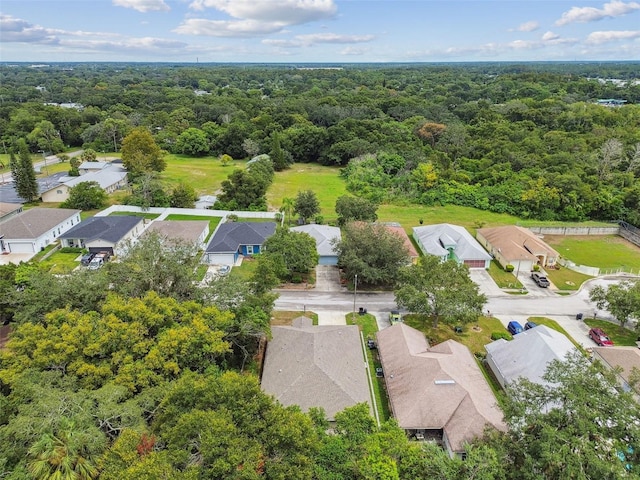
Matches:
[545,235,640,273]
[160,155,248,195]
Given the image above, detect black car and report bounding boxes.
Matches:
[80,252,95,266]
[367,339,376,349]
[524,321,538,330]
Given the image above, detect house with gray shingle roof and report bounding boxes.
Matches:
[376,323,505,457]
[40,165,128,203]
[0,202,23,222]
[59,215,144,256]
[0,208,81,254]
[204,221,276,265]
[261,317,372,420]
[413,223,491,269]
[291,224,341,265]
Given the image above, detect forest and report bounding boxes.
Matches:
[1,62,640,223]
[2,62,640,478]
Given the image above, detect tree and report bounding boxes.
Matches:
[215,158,274,211]
[80,149,97,162]
[269,131,290,171]
[170,183,197,208]
[175,127,210,156]
[11,140,39,202]
[125,173,170,209]
[61,181,108,210]
[261,227,319,280]
[417,122,446,148]
[499,351,640,479]
[27,120,64,154]
[121,127,166,176]
[294,190,320,224]
[280,197,295,226]
[333,222,410,287]
[335,195,379,226]
[589,280,640,329]
[394,255,486,327]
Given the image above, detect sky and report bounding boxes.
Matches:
[1,0,639,63]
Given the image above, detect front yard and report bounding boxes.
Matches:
[584,318,637,346]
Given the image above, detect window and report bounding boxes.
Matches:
[246,245,254,255]
[57,189,63,194]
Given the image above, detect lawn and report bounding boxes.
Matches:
[544,235,640,272]
[109,211,160,220]
[160,154,247,195]
[38,251,81,274]
[267,163,346,220]
[270,311,318,326]
[488,260,522,289]
[228,257,258,281]
[545,267,593,291]
[584,318,637,346]
[403,314,506,356]
[347,313,391,422]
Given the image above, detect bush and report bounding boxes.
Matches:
[491,331,512,341]
[227,214,238,222]
[532,264,540,272]
[291,273,303,284]
[505,264,515,272]
[59,247,83,253]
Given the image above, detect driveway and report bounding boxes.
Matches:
[469,269,504,297]
[315,265,343,292]
[317,310,347,325]
[0,252,36,265]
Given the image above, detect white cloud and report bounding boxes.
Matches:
[180,0,338,38]
[542,31,561,41]
[516,21,540,32]
[586,29,640,43]
[174,18,285,37]
[188,0,337,25]
[555,0,640,26]
[295,33,375,44]
[113,0,170,13]
[340,46,368,56]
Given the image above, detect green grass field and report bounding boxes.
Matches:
[160,155,247,195]
[38,251,81,274]
[488,260,523,289]
[545,235,640,271]
[545,267,594,291]
[267,163,346,217]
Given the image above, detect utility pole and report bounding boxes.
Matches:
[353,274,358,320]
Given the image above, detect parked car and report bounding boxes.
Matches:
[375,367,384,377]
[87,252,110,270]
[218,265,231,276]
[80,252,95,266]
[389,310,402,323]
[367,338,376,349]
[589,327,614,346]
[531,272,551,288]
[524,321,538,330]
[507,321,524,335]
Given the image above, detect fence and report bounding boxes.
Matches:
[527,226,620,236]
[96,205,280,221]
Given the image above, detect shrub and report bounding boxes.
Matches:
[291,273,303,283]
[505,264,515,272]
[227,214,238,222]
[314,215,324,225]
[491,331,511,341]
[59,247,83,253]
[532,264,540,272]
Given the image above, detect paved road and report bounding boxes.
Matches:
[0,150,84,185]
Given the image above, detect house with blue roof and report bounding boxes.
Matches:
[204,221,276,265]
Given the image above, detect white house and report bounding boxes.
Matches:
[41,166,128,203]
[413,223,491,269]
[0,208,81,254]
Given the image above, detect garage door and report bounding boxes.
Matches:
[88,247,114,255]
[206,253,236,266]
[464,259,486,269]
[7,242,34,253]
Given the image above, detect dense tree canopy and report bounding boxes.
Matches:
[61,180,108,210]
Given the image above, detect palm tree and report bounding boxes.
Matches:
[280,197,295,227]
[28,420,100,480]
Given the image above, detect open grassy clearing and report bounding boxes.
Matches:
[584,318,637,346]
[270,311,318,326]
[160,155,247,195]
[347,313,391,422]
[545,235,640,271]
[267,163,346,217]
[488,260,522,289]
[38,251,81,274]
[545,267,593,291]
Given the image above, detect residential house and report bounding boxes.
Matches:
[59,215,144,256]
[291,224,341,265]
[0,208,81,254]
[78,161,110,175]
[382,223,419,263]
[413,223,491,269]
[195,195,217,210]
[485,325,577,389]
[592,347,640,398]
[376,323,505,457]
[41,166,128,203]
[0,203,23,222]
[476,225,560,271]
[204,221,276,265]
[261,317,372,420]
[144,220,210,249]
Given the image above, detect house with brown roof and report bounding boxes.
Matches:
[376,323,505,457]
[144,220,210,249]
[261,317,372,421]
[476,225,559,271]
[382,223,419,264]
[0,203,23,222]
[0,208,81,255]
[592,347,640,399]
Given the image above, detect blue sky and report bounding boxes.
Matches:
[1,0,639,62]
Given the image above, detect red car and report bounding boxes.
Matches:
[589,327,614,346]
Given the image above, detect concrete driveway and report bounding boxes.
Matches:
[315,265,343,292]
[0,252,36,265]
[469,269,505,297]
[317,310,347,325]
